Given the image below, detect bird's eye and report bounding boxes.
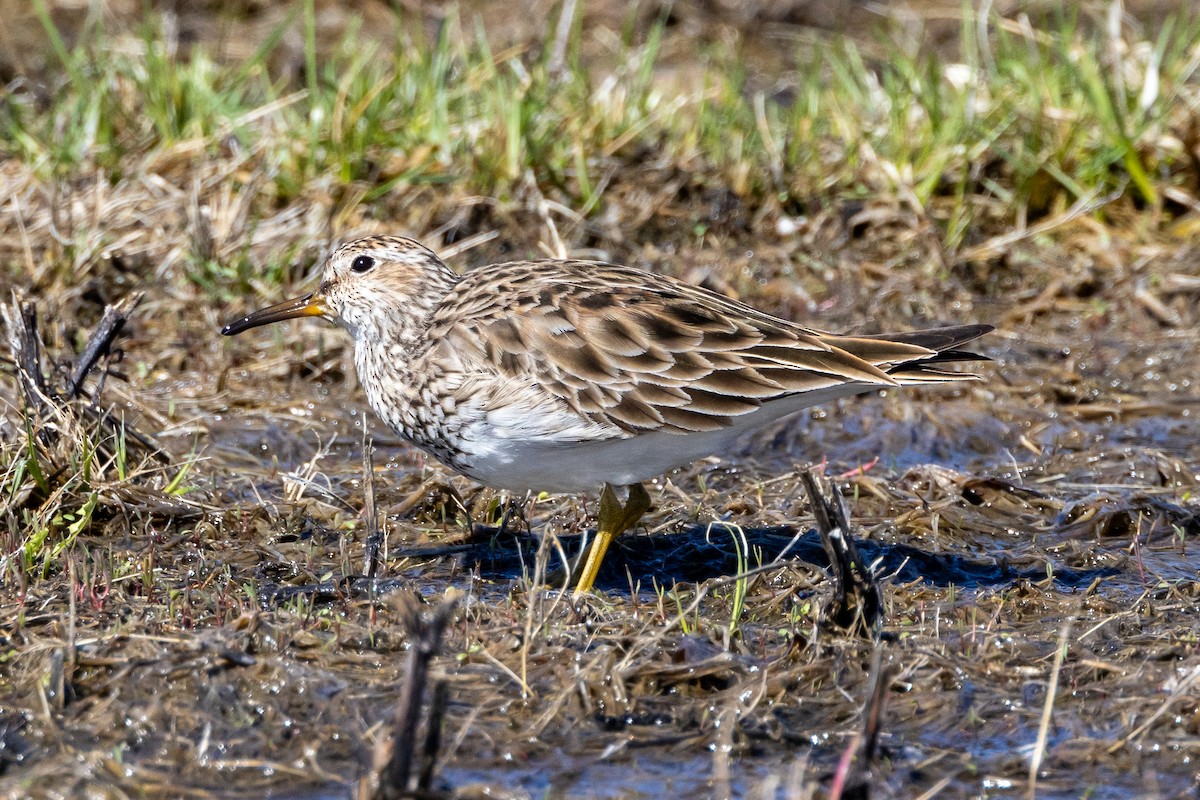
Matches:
[351,255,375,273]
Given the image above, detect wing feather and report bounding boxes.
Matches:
[427,261,991,440]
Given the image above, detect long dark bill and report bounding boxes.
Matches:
[221,293,325,336]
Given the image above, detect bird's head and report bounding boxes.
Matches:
[221,235,458,342]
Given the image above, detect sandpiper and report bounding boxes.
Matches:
[223,235,992,594]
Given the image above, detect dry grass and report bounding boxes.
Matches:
[1,2,1199,798]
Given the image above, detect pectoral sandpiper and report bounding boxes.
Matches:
[223,235,992,595]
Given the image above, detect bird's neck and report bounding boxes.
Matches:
[356,266,458,354]
[351,267,459,437]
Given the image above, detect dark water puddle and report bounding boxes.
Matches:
[760,397,1200,478]
[918,728,1200,800]
[234,728,1200,800]
[276,756,801,800]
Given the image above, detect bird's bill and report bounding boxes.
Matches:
[221,292,326,336]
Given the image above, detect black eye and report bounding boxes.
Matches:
[351,255,375,273]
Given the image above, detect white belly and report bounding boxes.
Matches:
[451,384,874,492]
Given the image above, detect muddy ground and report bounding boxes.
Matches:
[1,2,1199,799]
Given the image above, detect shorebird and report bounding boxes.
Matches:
[223,235,991,595]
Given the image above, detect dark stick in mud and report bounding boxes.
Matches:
[66,293,141,399]
[4,293,53,418]
[800,467,884,635]
[4,291,167,463]
[363,436,383,580]
[829,643,891,799]
[361,596,457,800]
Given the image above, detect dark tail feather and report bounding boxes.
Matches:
[880,324,993,383]
[862,323,994,353]
[893,348,992,369]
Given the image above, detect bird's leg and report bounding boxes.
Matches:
[572,482,651,597]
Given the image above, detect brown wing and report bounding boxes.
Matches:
[429,260,988,435]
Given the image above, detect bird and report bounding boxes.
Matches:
[222,235,992,595]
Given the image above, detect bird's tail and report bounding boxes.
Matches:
[824,323,994,385]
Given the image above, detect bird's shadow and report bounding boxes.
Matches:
[261,521,1119,606]
[453,523,1117,593]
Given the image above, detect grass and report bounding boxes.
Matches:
[0,342,200,583]
[2,2,1200,798]
[3,4,1199,296]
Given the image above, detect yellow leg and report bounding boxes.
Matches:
[572,483,651,597]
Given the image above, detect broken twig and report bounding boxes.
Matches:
[800,467,884,636]
[66,292,142,398]
[359,595,457,800]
